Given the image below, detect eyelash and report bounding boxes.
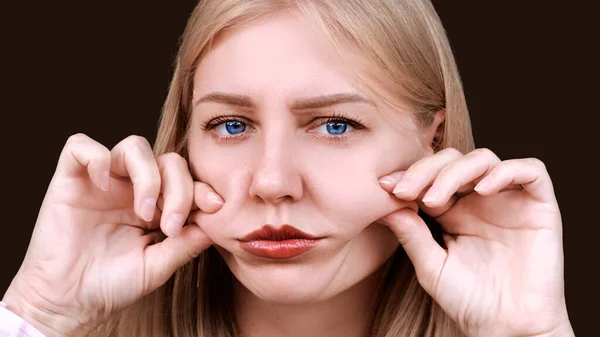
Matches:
[200,115,245,131]
[313,112,365,142]
[200,112,365,142]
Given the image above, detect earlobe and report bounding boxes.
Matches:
[425,110,446,155]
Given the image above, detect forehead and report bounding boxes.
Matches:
[192,13,374,101]
[191,12,417,130]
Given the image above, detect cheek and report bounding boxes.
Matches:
[301,145,411,236]
[188,140,250,198]
[188,139,258,239]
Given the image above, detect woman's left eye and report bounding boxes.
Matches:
[215,120,247,135]
[315,120,355,135]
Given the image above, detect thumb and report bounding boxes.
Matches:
[380,208,447,296]
[143,224,213,291]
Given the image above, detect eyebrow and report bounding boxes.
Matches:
[193,92,374,110]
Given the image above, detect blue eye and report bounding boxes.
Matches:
[216,120,246,135]
[316,121,354,135]
[327,122,347,135]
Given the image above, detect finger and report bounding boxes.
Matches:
[380,172,450,216]
[391,148,463,201]
[143,224,213,292]
[116,203,163,230]
[473,158,556,203]
[156,153,194,237]
[378,171,405,193]
[110,136,161,222]
[380,172,435,202]
[379,208,447,296]
[421,148,501,208]
[418,192,459,219]
[158,182,224,213]
[55,133,111,192]
[193,181,225,213]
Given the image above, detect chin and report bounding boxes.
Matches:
[219,246,351,304]
[244,282,327,305]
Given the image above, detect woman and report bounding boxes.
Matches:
[1,0,575,336]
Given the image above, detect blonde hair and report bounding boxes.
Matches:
[92,1,474,336]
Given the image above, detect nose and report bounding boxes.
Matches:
[248,129,303,204]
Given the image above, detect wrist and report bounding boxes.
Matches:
[475,310,575,337]
[507,315,575,337]
[535,320,575,337]
[2,286,93,337]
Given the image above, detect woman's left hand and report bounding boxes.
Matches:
[378,148,575,337]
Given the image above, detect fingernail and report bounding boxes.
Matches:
[422,188,439,203]
[141,198,157,221]
[207,191,224,205]
[378,176,396,185]
[166,213,185,236]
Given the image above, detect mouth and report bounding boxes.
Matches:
[238,224,322,259]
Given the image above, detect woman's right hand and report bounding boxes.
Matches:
[2,133,224,337]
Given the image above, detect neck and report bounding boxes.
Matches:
[234,264,388,337]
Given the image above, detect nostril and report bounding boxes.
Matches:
[254,194,294,204]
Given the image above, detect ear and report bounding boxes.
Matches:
[423,109,446,156]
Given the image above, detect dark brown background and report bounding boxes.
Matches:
[1,1,596,335]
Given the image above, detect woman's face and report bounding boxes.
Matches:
[189,13,432,304]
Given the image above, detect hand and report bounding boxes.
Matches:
[2,134,224,336]
[378,148,574,337]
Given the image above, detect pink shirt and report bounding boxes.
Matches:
[0,302,45,337]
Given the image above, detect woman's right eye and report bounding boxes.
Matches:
[215,120,247,135]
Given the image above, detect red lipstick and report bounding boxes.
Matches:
[239,225,321,259]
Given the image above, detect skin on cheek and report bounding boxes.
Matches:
[319,175,409,238]
[188,134,248,196]
[303,147,414,239]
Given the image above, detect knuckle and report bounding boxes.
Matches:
[160,152,187,166]
[472,147,494,158]
[66,133,90,146]
[125,135,151,149]
[94,146,111,161]
[65,134,110,160]
[525,157,546,171]
[472,148,501,166]
[441,147,462,157]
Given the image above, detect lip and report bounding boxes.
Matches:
[239,224,322,259]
